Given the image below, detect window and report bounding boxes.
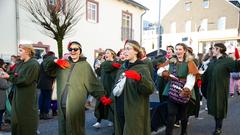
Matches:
[218,17,226,30]
[171,22,176,33]
[49,0,57,5]
[121,11,133,40]
[185,2,192,11]
[86,0,99,23]
[203,0,209,8]
[185,20,191,33]
[200,19,208,31]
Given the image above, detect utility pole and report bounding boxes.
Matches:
[157,0,162,55]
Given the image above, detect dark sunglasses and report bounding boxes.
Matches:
[68,48,79,52]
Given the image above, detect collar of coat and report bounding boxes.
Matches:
[123,59,143,69]
[68,56,87,63]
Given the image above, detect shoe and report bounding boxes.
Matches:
[174,121,180,128]
[237,91,240,96]
[43,114,52,120]
[36,130,40,135]
[52,111,58,116]
[205,105,208,111]
[107,122,113,127]
[0,124,11,132]
[39,113,44,120]
[93,122,101,128]
[213,129,222,135]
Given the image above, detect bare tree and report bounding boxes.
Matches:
[21,0,83,58]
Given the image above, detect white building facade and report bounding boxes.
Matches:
[0,0,147,64]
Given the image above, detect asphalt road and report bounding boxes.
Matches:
[1,93,240,135]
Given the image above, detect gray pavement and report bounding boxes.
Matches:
[1,93,240,135]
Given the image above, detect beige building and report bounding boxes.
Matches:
[161,0,240,54]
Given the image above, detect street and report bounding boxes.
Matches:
[0,93,240,135]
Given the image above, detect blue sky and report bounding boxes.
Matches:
[135,0,179,22]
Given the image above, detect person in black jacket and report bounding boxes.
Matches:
[37,51,55,119]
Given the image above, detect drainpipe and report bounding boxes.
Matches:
[140,10,146,46]
[15,0,20,54]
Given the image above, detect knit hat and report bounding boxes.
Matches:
[67,41,82,53]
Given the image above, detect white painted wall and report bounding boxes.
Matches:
[0,0,17,61]
[18,0,144,65]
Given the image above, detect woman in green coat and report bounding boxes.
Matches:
[93,49,119,128]
[43,41,111,135]
[202,43,240,135]
[1,44,40,135]
[113,40,154,135]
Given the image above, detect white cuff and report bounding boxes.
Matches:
[184,74,196,90]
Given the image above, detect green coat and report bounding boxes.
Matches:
[94,60,118,121]
[142,58,154,80]
[203,56,240,118]
[114,60,154,135]
[44,56,105,135]
[10,58,40,135]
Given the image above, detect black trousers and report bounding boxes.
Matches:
[215,117,223,130]
[166,100,189,135]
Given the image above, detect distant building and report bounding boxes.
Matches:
[142,21,160,53]
[0,0,147,64]
[161,0,240,54]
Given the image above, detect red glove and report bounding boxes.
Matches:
[197,79,202,88]
[100,96,112,106]
[112,63,121,69]
[235,48,240,60]
[124,70,141,81]
[56,59,70,69]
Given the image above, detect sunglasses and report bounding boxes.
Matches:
[68,48,80,52]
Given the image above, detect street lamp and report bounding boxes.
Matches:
[157,0,161,55]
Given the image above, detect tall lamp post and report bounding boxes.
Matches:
[157,0,162,55]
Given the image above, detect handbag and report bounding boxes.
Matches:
[168,64,190,104]
[112,73,126,97]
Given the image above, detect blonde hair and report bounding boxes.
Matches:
[20,44,35,57]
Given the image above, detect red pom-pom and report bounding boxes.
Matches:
[56,59,70,69]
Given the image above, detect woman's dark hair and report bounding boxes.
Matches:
[117,49,124,57]
[43,51,55,59]
[0,58,4,68]
[166,45,174,53]
[214,43,226,54]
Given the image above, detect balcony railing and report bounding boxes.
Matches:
[121,27,134,41]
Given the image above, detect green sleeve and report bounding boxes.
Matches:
[42,56,58,77]
[84,63,105,99]
[14,63,40,87]
[137,68,155,95]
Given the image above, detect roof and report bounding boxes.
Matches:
[228,0,240,9]
[122,0,148,10]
